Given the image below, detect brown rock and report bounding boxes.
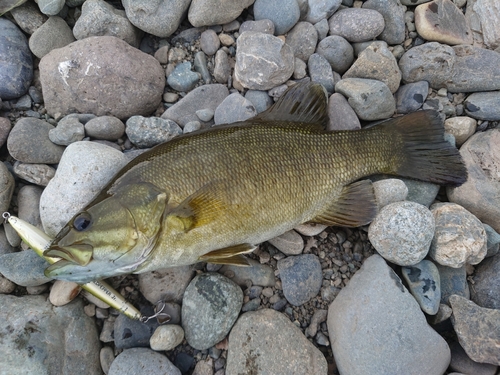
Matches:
[448,129,500,234]
[450,295,500,366]
[444,116,477,147]
[415,0,473,45]
[39,36,165,120]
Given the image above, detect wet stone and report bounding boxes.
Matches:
[315,35,354,74]
[329,8,385,43]
[402,260,441,315]
[126,116,182,148]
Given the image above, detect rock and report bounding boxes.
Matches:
[114,309,160,349]
[327,93,361,130]
[28,16,75,59]
[363,0,406,45]
[428,303,453,325]
[17,185,43,231]
[162,84,229,127]
[108,348,181,375]
[125,116,182,148]
[415,0,472,45]
[49,280,81,306]
[449,340,499,375]
[0,118,11,148]
[239,19,275,35]
[40,141,127,236]
[368,201,435,266]
[328,255,450,374]
[335,78,396,120]
[0,162,14,215]
[429,203,487,268]
[213,93,257,125]
[0,274,15,294]
[234,32,294,90]
[138,266,195,304]
[150,324,184,351]
[470,254,500,309]
[308,53,335,94]
[122,0,190,38]
[437,263,469,303]
[294,223,327,236]
[305,0,341,24]
[73,0,142,48]
[195,109,214,123]
[343,41,401,94]
[192,358,213,375]
[444,116,476,146]
[85,116,125,140]
[0,18,33,100]
[253,0,300,35]
[213,50,231,84]
[49,115,86,146]
[465,0,500,49]
[7,118,65,163]
[315,35,354,74]
[401,260,441,314]
[244,90,273,114]
[200,29,220,56]
[268,230,304,255]
[329,8,385,43]
[188,0,254,27]
[285,22,318,61]
[37,0,65,15]
[0,295,101,375]
[193,52,211,84]
[219,259,275,287]
[226,309,328,374]
[403,178,440,207]
[277,254,322,306]
[10,2,48,35]
[167,62,200,92]
[13,162,55,186]
[39,36,165,120]
[450,295,500,366]
[182,273,243,350]
[372,178,408,210]
[448,129,500,233]
[100,346,114,375]
[483,224,500,258]
[465,91,500,121]
[0,250,50,287]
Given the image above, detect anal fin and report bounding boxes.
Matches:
[310,180,378,227]
[198,243,256,266]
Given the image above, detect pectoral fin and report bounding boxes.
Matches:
[310,180,378,227]
[198,243,256,266]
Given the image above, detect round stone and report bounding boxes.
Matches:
[329,8,385,43]
[316,35,354,74]
[150,325,185,351]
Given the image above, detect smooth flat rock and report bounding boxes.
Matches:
[253,0,300,35]
[188,0,254,27]
[401,260,441,315]
[464,91,500,121]
[29,16,75,59]
[329,8,385,43]
[109,347,181,375]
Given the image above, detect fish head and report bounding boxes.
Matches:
[44,182,167,283]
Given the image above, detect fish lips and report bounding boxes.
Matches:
[44,243,94,266]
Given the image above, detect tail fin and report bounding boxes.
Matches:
[381,110,467,187]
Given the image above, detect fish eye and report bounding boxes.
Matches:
[73,212,92,232]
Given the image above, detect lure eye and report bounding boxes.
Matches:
[73,212,92,232]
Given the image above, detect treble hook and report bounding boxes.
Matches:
[140,300,172,324]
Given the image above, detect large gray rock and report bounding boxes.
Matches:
[188,0,254,27]
[470,254,500,310]
[10,2,48,35]
[465,91,500,121]
[109,348,181,375]
[214,93,256,125]
[39,36,165,120]
[138,266,195,304]
[0,250,51,287]
[329,8,385,42]
[28,16,75,59]
[328,255,451,375]
[226,309,328,374]
[0,295,101,375]
[253,0,300,35]
[40,141,128,237]
[234,31,294,90]
[363,0,406,45]
[465,0,500,49]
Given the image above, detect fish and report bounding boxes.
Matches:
[43,82,467,283]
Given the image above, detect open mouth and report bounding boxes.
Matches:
[44,243,94,266]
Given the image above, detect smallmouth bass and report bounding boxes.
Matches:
[44,83,467,283]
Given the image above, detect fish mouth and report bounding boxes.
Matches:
[44,243,94,266]
[44,259,125,283]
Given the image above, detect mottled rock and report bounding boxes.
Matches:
[39,36,165,120]
[315,35,354,74]
[437,263,469,303]
[234,32,294,90]
[450,295,500,366]
[226,309,328,374]
[49,115,85,146]
[415,0,473,45]
[328,255,450,375]
[253,0,300,35]
[363,0,406,45]
[150,324,185,351]
[335,78,396,120]
[306,0,341,24]
[294,223,327,236]
[465,91,500,121]
[10,2,48,35]
[449,340,498,375]
[188,0,254,27]
[470,254,500,309]
[444,116,476,146]
[285,22,318,61]
[29,16,75,59]
[167,62,200,92]
[138,266,195,304]
[278,254,322,306]
[126,116,182,148]
[329,8,385,42]
[402,260,441,314]
[219,259,275,287]
[465,0,500,49]
[372,178,408,210]
[213,93,256,125]
[0,250,50,287]
[268,230,304,255]
[108,348,181,375]
[13,162,55,186]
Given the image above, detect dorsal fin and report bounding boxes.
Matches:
[253,82,328,127]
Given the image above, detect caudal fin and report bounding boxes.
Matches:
[381,110,467,187]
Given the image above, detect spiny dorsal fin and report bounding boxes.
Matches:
[198,243,256,266]
[310,180,378,227]
[253,82,328,127]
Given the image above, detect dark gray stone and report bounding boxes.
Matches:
[327,93,361,130]
[253,0,300,35]
[465,91,500,121]
[305,0,341,24]
[483,223,500,258]
[449,340,498,375]
[436,263,469,303]
[316,35,354,74]
[328,8,385,42]
[470,254,500,310]
[193,51,211,84]
[402,260,441,315]
[395,81,429,113]
[10,1,48,35]
[308,53,335,94]
[114,309,160,349]
[363,0,406,45]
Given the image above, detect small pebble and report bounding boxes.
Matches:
[150,324,185,351]
[49,280,82,306]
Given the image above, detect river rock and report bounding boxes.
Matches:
[17,185,43,230]
[182,273,243,350]
[234,31,294,90]
[368,201,435,266]
[328,255,450,374]
[268,230,304,255]
[213,93,257,125]
[40,141,128,236]
[402,260,441,314]
[39,36,164,120]
[415,0,473,45]
[315,35,354,74]
[239,19,275,35]
[449,340,499,375]
[448,129,500,234]
[0,295,101,375]
[48,280,81,306]
[470,254,500,309]
[29,16,75,59]
[138,266,195,304]
[188,0,254,27]
[372,178,408,210]
[200,29,220,56]
[329,8,385,42]
[150,324,185,351]
[167,62,200,92]
[395,81,429,113]
[450,295,500,366]
[343,41,401,93]
[13,162,55,187]
[226,308,328,374]
[363,0,406,45]
[49,114,86,146]
[162,84,229,127]
[437,263,469,303]
[278,254,322,306]
[483,224,500,258]
[10,2,48,35]
[219,259,275,287]
[464,91,500,121]
[126,116,182,148]
[122,0,190,38]
[285,22,318,61]
[73,0,142,48]
[335,78,396,120]
[109,348,181,375]
[429,203,487,268]
[37,0,65,15]
[253,0,300,35]
[114,310,159,349]
[465,0,500,49]
[305,0,341,23]
[0,250,50,287]
[0,162,14,215]
[444,116,476,146]
[0,18,33,100]
[326,93,360,130]
[84,116,125,140]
